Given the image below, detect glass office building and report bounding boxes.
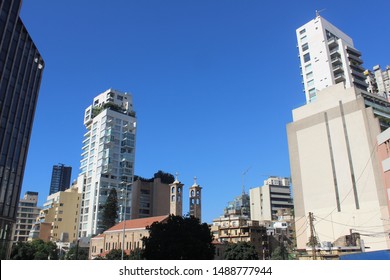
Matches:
[0,0,44,259]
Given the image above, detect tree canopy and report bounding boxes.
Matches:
[63,246,89,260]
[142,215,214,260]
[101,188,119,231]
[11,240,58,260]
[223,241,259,260]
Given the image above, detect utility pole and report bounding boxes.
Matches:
[308,212,317,260]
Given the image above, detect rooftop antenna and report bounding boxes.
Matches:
[241,167,251,194]
[316,9,326,18]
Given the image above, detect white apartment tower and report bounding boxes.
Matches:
[78,89,136,237]
[297,15,367,103]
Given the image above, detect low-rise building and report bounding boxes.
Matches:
[211,215,267,259]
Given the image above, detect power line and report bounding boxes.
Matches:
[314,214,390,229]
[314,142,379,226]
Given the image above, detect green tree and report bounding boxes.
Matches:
[11,240,58,260]
[101,188,119,231]
[223,242,259,260]
[271,245,288,260]
[142,215,214,260]
[105,249,128,260]
[129,248,143,260]
[64,246,89,260]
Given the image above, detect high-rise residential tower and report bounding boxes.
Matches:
[288,15,390,253]
[297,15,366,103]
[0,0,44,258]
[78,89,136,238]
[297,14,390,131]
[49,164,72,195]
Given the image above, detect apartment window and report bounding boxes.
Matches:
[305,64,312,72]
[309,88,316,98]
[299,28,306,35]
[306,72,313,79]
[302,43,309,52]
[300,35,307,44]
[303,53,310,63]
[307,79,314,88]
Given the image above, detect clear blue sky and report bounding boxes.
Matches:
[19,0,390,223]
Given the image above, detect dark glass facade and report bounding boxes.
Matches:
[49,164,72,195]
[0,0,44,259]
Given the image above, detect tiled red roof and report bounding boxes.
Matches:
[105,215,168,232]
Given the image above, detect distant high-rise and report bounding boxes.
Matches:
[78,89,136,237]
[49,164,72,195]
[365,65,390,101]
[0,0,44,259]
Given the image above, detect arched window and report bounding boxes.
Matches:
[171,195,175,202]
[171,187,175,193]
[191,190,195,197]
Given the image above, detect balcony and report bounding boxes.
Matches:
[327,37,338,49]
[347,53,363,64]
[121,139,135,148]
[351,67,366,79]
[332,65,344,75]
[330,50,341,59]
[352,77,368,89]
[331,57,342,66]
[334,73,346,83]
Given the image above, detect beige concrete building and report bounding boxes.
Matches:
[89,215,168,259]
[28,186,81,243]
[13,192,40,243]
[130,176,171,219]
[287,83,390,252]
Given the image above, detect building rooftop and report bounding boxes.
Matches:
[101,215,169,233]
